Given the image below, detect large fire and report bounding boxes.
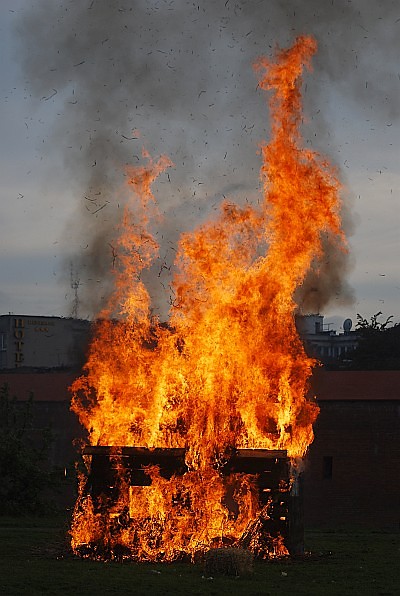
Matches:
[70,36,344,561]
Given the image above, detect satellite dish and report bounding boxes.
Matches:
[343,318,352,333]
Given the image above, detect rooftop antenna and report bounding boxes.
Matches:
[70,262,81,319]
[343,318,353,334]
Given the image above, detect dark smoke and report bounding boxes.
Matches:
[15,0,399,318]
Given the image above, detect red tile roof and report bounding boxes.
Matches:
[311,370,400,401]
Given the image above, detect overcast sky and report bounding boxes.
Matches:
[1,0,399,331]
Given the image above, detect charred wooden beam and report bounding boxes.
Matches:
[80,446,303,557]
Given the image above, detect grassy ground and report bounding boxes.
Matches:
[1,515,399,595]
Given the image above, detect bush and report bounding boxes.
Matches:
[0,384,59,515]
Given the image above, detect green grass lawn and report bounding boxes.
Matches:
[1,516,399,595]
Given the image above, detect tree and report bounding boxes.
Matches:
[355,311,393,331]
[0,384,59,514]
[346,312,400,370]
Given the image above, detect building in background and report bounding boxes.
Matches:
[1,366,398,529]
[1,312,398,529]
[296,314,359,362]
[303,369,400,530]
[0,312,358,370]
[0,314,91,370]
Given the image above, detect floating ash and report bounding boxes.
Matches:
[70,36,345,561]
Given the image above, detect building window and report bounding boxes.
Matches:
[0,333,6,351]
[322,456,333,479]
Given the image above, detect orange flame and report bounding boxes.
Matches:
[70,36,344,561]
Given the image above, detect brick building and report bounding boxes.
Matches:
[0,367,399,529]
[0,371,83,471]
[304,370,400,530]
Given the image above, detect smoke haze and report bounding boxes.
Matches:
[15,0,400,318]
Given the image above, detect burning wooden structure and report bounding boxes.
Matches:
[69,36,345,562]
[73,446,303,560]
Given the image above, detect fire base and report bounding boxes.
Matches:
[73,446,303,561]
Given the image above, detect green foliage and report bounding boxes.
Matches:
[348,312,400,370]
[0,384,59,515]
[355,311,393,331]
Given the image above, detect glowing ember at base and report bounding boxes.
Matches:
[70,35,346,561]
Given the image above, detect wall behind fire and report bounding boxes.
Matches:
[1,368,399,527]
[304,400,400,531]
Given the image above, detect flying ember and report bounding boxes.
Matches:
[70,36,344,561]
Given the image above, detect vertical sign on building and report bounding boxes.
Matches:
[14,318,25,367]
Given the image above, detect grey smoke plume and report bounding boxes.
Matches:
[16,0,399,318]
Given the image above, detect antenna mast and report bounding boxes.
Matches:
[70,262,81,319]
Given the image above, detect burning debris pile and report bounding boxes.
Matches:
[70,36,345,561]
